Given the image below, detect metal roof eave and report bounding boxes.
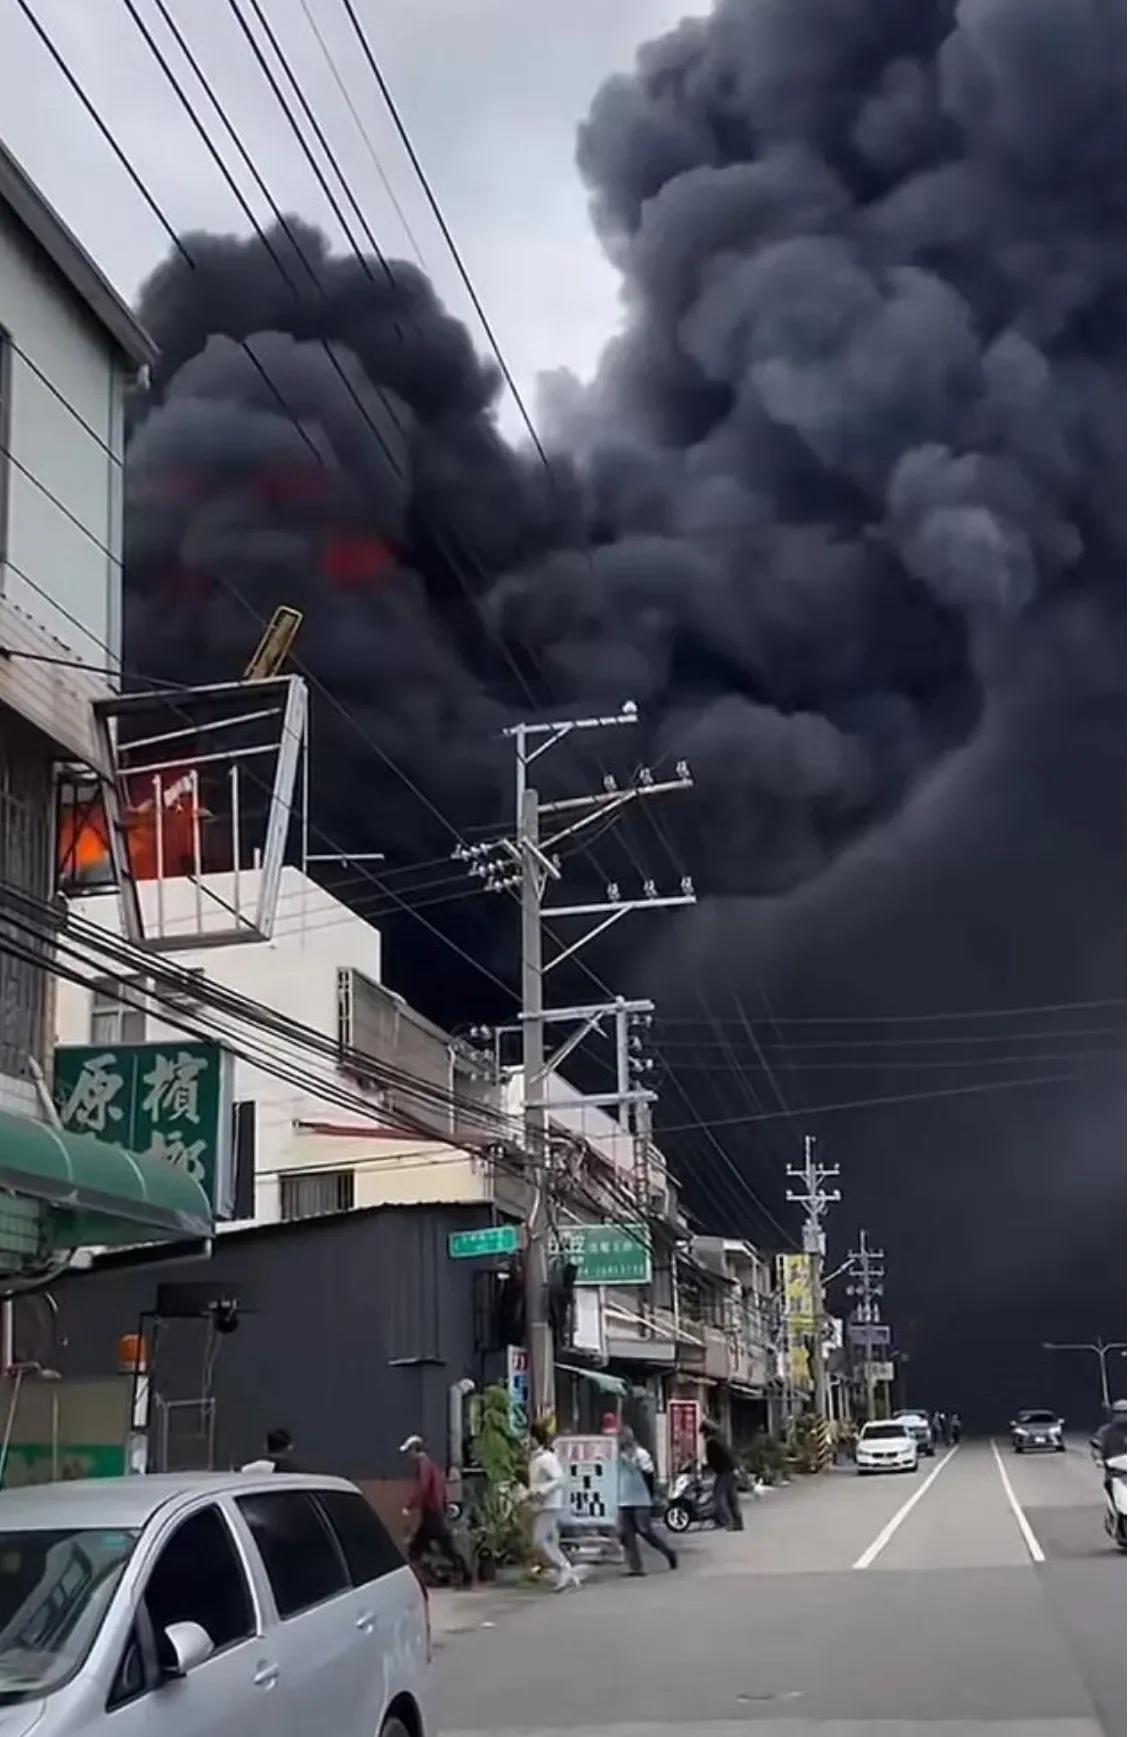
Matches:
[0,139,157,370]
[0,1109,212,1248]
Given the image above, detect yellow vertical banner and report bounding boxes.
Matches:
[779,1254,816,1332]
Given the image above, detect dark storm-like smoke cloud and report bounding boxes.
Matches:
[125,0,1124,889]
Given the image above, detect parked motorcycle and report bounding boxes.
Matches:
[663,1465,717,1533]
[1102,1453,1126,1552]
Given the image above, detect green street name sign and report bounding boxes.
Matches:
[448,1224,520,1260]
[556,1223,651,1286]
[54,1041,234,1219]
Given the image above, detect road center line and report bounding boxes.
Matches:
[852,1444,960,1569]
[990,1437,1046,1564]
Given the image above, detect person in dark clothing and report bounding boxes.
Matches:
[701,1423,743,1531]
[949,1414,963,1445]
[1095,1401,1127,1506]
[1096,1402,1127,1462]
[240,1427,303,1473]
[401,1434,469,1586]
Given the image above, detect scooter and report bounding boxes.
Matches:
[1103,1453,1126,1552]
[663,1465,717,1533]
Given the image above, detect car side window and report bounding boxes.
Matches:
[236,1491,349,1619]
[315,1489,405,1586]
[144,1506,255,1655]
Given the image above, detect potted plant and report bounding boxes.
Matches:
[468,1384,528,1581]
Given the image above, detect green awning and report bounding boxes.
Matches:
[0,1110,212,1249]
[557,1363,628,1397]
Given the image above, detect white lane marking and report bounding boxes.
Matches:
[991,1437,1046,1563]
[852,1444,960,1569]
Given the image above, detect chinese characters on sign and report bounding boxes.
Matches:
[54,1042,234,1217]
[778,1254,817,1393]
[558,1434,619,1529]
[554,1224,651,1286]
[779,1254,817,1331]
[506,1345,529,1435]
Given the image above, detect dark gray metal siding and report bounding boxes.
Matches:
[35,1204,508,1479]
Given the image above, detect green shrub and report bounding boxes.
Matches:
[469,1384,529,1568]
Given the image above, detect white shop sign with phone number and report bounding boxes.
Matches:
[557,1434,619,1530]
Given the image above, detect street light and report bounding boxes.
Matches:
[1042,1339,1127,1411]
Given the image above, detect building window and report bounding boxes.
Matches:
[90,976,147,1046]
[279,1169,355,1222]
[0,712,53,1080]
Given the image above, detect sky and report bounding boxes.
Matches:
[0,0,706,440]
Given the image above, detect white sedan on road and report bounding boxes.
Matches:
[856,1420,919,1475]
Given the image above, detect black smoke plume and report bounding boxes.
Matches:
[125,0,1124,912]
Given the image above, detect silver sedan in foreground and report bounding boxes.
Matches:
[0,1472,431,1736]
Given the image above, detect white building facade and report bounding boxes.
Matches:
[0,137,154,1120]
[55,868,528,1224]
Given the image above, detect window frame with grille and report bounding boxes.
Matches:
[278,1168,356,1223]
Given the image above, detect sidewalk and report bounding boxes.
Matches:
[428,1486,786,1641]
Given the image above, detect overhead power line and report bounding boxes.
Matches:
[335,0,548,464]
[656,999,1126,1028]
[656,1072,1093,1133]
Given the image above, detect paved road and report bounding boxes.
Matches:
[435,1441,1124,1737]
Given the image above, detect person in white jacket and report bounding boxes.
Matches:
[528,1421,582,1591]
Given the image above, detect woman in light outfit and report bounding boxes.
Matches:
[528,1420,583,1591]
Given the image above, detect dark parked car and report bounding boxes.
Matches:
[1011,1409,1065,1453]
[893,1409,935,1457]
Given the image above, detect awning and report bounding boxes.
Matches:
[556,1363,628,1397]
[0,1110,212,1249]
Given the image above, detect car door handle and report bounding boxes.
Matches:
[253,1662,280,1689]
[355,1610,376,1634]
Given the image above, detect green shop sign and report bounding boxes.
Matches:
[1,1443,126,1488]
[556,1223,651,1286]
[54,1041,234,1218]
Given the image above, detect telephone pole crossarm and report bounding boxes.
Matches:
[506,702,694,1430]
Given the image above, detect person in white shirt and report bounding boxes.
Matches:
[528,1421,582,1592]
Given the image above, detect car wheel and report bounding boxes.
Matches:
[1014,1445,1024,1455]
[1056,1443,1066,1453]
[380,1719,413,1737]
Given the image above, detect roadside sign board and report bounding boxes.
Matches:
[506,1345,529,1435]
[870,1361,895,1383]
[848,1322,891,1350]
[778,1253,817,1330]
[54,1041,233,1218]
[668,1398,700,1473]
[556,1224,651,1286]
[558,1434,619,1530]
[447,1224,519,1260]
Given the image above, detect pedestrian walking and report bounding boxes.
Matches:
[618,1428,677,1576]
[527,1421,582,1592]
[949,1413,963,1445]
[240,1426,304,1473]
[700,1422,744,1531]
[400,1433,469,1586]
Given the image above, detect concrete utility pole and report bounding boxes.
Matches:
[846,1230,886,1421]
[1042,1338,1127,1412]
[459,705,695,1425]
[786,1135,840,1427]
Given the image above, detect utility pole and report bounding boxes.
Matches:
[846,1230,887,1421]
[457,703,695,1425]
[786,1135,840,1427]
[1042,1338,1127,1412]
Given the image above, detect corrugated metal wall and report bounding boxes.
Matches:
[33,1203,507,1479]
